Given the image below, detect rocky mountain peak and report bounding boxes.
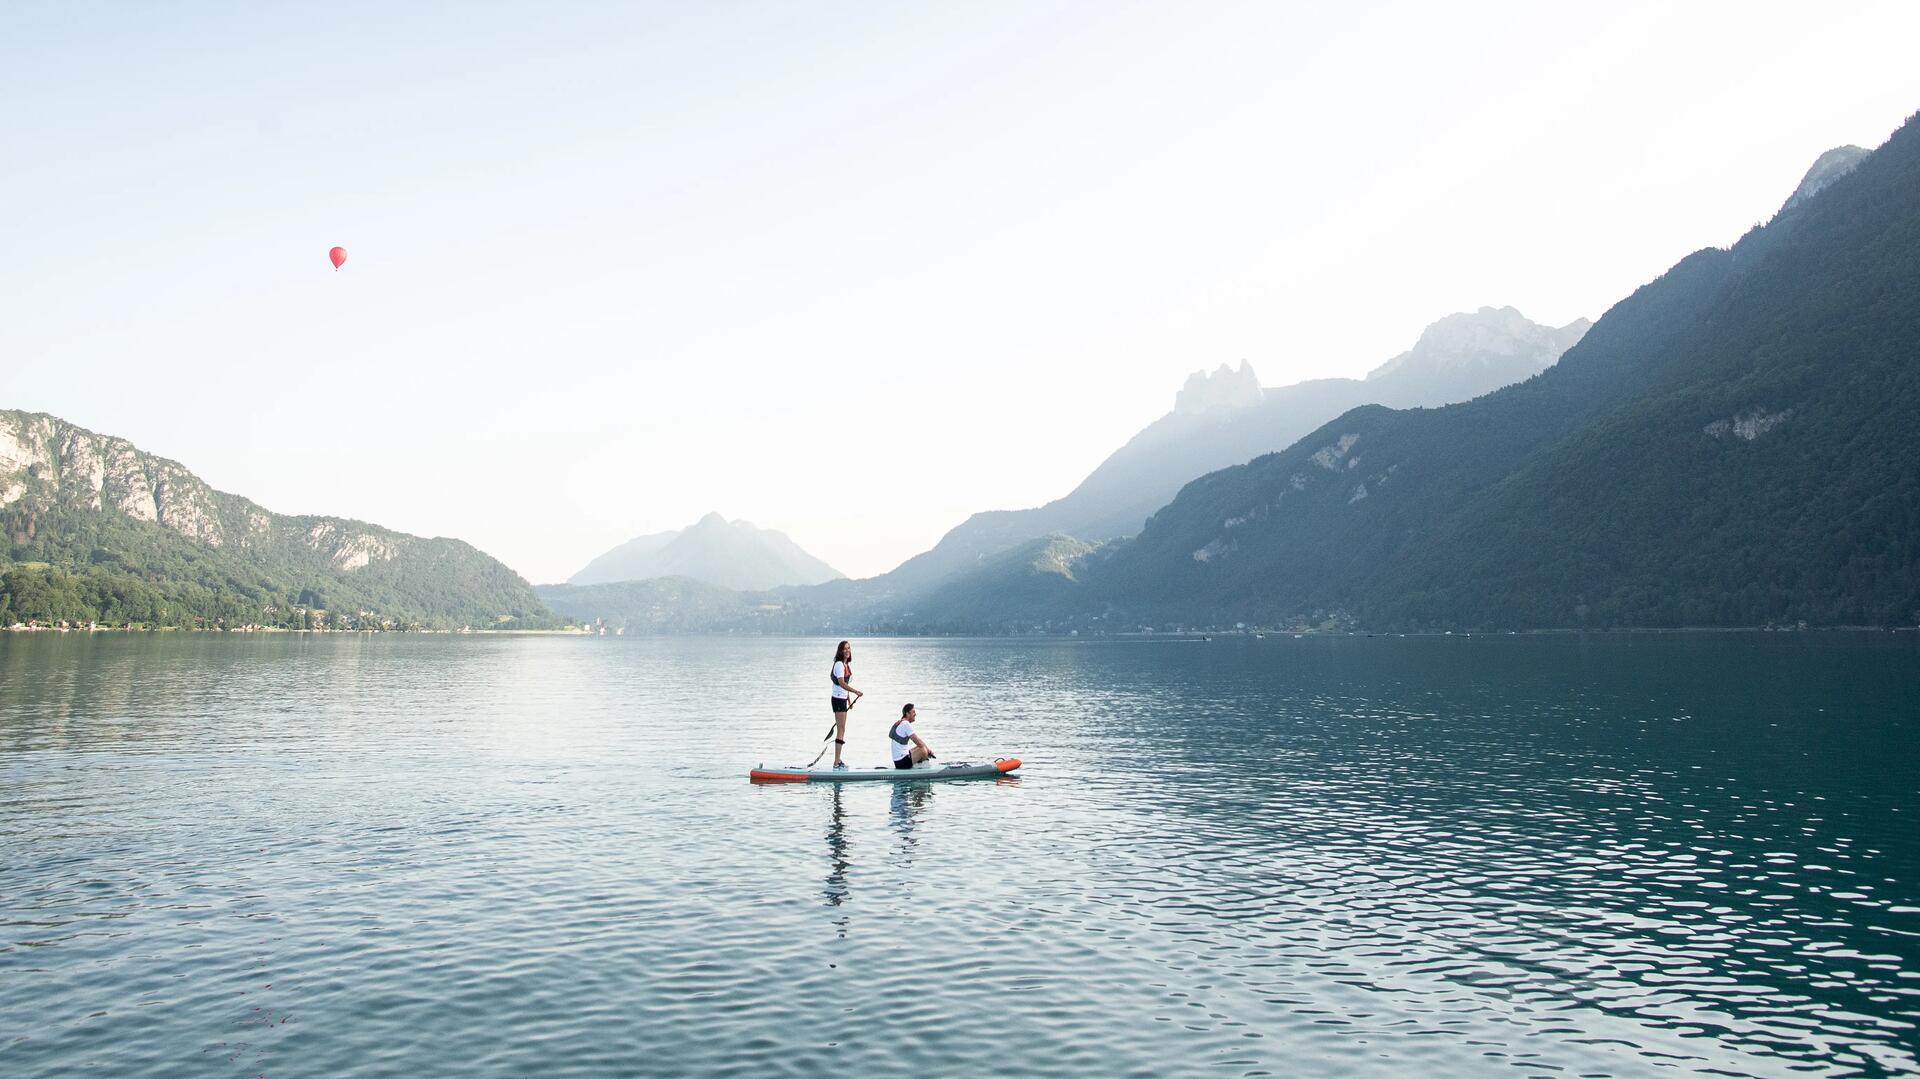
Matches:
[567,512,842,590]
[1365,306,1589,384]
[1778,145,1869,216]
[1413,306,1535,358]
[1174,360,1262,415]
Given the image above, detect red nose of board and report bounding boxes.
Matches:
[995,758,1021,772]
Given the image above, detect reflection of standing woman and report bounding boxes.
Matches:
[829,640,863,770]
[823,785,850,915]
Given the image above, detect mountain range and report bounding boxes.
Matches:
[539,305,1593,631]
[540,119,1916,634]
[880,307,1589,594]
[565,512,843,591]
[0,412,550,629]
[929,121,1919,631]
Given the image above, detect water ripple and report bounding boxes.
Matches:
[1,633,1916,1076]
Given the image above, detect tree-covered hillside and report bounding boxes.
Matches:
[1,411,553,629]
[538,577,760,633]
[1072,119,1920,631]
[536,577,859,635]
[881,535,1102,633]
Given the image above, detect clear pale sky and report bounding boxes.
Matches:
[3,3,1917,582]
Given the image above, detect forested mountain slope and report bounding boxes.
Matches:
[1076,123,1920,630]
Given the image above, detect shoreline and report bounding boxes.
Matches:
[2,624,592,635]
[5,624,1912,638]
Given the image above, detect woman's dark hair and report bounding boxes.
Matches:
[901,703,914,716]
[834,640,851,662]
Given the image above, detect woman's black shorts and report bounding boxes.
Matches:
[893,754,916,770]
[831,696,852,713]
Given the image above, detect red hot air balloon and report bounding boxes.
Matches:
[329,247,347,271]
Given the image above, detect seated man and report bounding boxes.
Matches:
[889,703,934,770]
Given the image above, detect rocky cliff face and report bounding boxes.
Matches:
[2,414,233,545]
[1,411,407,572]
[1,410,550,630]
[1174,361,1263,414]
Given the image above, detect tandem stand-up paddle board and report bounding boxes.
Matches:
[750,758,1021,783]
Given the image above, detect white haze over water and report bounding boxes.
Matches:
[2,2,1917,581]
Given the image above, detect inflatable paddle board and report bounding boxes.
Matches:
[750,758,1020,783]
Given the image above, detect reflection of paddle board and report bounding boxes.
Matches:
[750,759,1020,783]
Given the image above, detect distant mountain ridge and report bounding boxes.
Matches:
[547,306,1591,632]
[567,512,843,591]
[1,410,549,628]
[1363,306,1592,404]
[880,306,1589,592]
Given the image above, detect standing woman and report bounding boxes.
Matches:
[828,640,864,770]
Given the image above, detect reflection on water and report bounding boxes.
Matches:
[824,785,850,914]
[889,782,934,865]
[1,632,1916,1077]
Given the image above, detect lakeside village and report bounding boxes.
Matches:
[4,620,609,634]
[3,609,610,635]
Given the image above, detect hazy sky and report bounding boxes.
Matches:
[3,3,1917,581]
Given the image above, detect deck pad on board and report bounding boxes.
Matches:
[749,758,1020,783]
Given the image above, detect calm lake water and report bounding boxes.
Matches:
[2,633,1917,1077]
